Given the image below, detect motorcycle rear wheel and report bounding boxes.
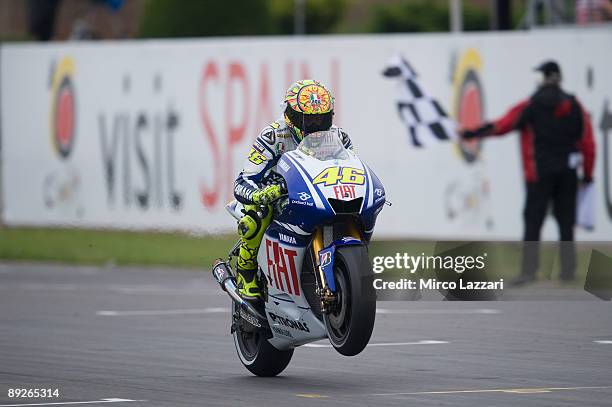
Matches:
[232,303,294,376]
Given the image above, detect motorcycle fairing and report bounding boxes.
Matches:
[258,222,327,350]
[318,237,363,293]
[276,149,385,235]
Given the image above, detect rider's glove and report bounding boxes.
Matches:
[252,184,282,205]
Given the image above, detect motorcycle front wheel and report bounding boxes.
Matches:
[324,245,376,356]
[232,302,294,376]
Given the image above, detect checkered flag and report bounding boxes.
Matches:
[383,54,457,147]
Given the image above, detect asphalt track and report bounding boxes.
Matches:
[1,263,611,407]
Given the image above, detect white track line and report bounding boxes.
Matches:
[96,308,498,317]
[304,340,448,348]
[0,398,144,407]
[96,308,225,316]
[367,385,612,397]
[20,283,79,291]
[376,308,500,315]
[594,340,612,344]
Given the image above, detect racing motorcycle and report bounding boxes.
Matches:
[212,130,387,376]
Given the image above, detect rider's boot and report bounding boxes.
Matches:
[235,266,263,301]
[235,204,272,302]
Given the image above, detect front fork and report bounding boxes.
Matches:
[311,220,362,313]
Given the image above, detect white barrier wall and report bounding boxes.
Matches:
[2,29,612,239]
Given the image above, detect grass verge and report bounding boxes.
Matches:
[0,228,609,282]
[0,227,237,268]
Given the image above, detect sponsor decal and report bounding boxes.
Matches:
[318,247,336,292]
[298,191,311,201]
[260,130,276,145]
[212,263,228,282]
[278,159,290,172]
[333,184,356,199]
[265,238,301,295]
[253,141,266,153]
[291,199,314,207]
[269,312,310,333]
[373,187,385,204]
[278,232,297,245]
[320,251,332,267]
[239,309,262,328]
[340,237,361,244]
[276,131,292,139]
[272,326,293,338]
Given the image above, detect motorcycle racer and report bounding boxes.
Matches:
[232,79,353,301]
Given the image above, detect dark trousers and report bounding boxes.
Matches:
[521,169,577,279]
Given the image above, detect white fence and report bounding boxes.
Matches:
[2,28,611,239]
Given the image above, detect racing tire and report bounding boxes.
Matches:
[232,303,293,377]
[324,244,376,356]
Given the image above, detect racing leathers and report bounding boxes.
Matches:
[232,116,353,299]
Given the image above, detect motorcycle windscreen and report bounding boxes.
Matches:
[297,130,349,161]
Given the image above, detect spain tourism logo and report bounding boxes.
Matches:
[452,48,485,164]
[49,56,76,159]
[43,56,83,217]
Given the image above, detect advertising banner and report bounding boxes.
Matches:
[2,29,611,239]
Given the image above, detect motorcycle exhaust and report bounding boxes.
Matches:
[211,259,267,325]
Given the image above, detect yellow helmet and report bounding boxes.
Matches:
[283,79,334,142]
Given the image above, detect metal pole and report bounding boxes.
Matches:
[490,0,499,30]
[492,0,512,30]
[543,0,552,25]
[450,0,463,32]
[526,0,536,28]
[294,0,305,35]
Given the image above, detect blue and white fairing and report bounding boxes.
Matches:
[275,131,386,236]
[256,130,385,350]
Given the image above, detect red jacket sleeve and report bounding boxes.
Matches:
[491,99,531,135]
[577,103,596,181]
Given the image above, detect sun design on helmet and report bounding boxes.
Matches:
[285,80,334,114]
[297,84,332,114]
[284,80,335,142]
